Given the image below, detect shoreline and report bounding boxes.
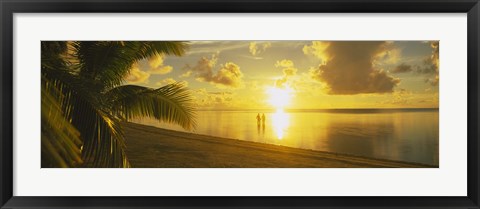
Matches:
[123,122,437,168]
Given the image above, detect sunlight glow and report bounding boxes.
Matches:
[266,87,293,109]
[272,108,290,140]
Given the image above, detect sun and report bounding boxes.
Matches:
[266,87,293,110]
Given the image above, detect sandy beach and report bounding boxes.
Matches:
[123,122,436,168]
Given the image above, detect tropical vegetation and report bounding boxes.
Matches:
[41,41,196,168]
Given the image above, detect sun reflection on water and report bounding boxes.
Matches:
[272,108,290,140]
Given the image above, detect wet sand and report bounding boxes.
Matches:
[123,122,436,168]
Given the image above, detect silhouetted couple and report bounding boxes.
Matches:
[257,113,266,136]
[256,113,266,126]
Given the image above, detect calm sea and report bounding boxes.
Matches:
[136,109,439,166]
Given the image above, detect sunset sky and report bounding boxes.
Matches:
[125,41,439,110]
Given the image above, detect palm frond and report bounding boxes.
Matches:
[41,75,83,168]
[72,41,189,89]
[42,68,130,168]
[106,83,196,130]
[73,99,130,168]
[41,42,69,72]
[41,41,192,168]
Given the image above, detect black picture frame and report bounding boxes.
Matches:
[1,0,479,208]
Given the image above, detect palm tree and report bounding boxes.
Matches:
[41,41,196,168]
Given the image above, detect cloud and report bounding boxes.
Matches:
[240,55,264,60]
[424,75,439,86]
[156,78,175,85]
[392,63,413,73]
[186,53,218,79]
[391,89,411,105]
[148,54,174,75]
[155,78,189,87]
[125,64,150,84]
[389,41,439,86]
[160,78,176,85]
[303,41,331,62]
[275,77,288,88]
[179,70,192,78]
[192,88,234,108]
[380,88,438,107]
[416,42,438,74]
[186,54,245,89]
[290,72,329,96]
[188,41,248,55]
[209,62,244,88]
[249,42,271,56]
[192,86,271,109]
[150,65,173,75]
[148,54,164,68]
[419,41,439,85]
[305,41,401,95]
[375,46,401,65]
[274,59,298,88]
[381,88,412,105]
[275,59,294,68]
[429,41,439,70]
[124,54,179,84]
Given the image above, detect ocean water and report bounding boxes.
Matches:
[136,109,439,166]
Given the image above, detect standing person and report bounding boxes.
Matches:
[256,113,261,126]
[261,113,266,126]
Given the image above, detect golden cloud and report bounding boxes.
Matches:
[125,64,150,84]
[249,41,272,56]
[192,88,234,108]
[392,63,413,73]
[187,54,245,89]
[156,78,189,87]
[424,41,439,86]
[275,59,294,68]
[303,41,331,63]
[274,59,298,88]
[306,41,401,94]
[148,54,165,68]
[180,70,192,78]
[150,65,173,75]
[147,54,174,75]
[392,41,439,86]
